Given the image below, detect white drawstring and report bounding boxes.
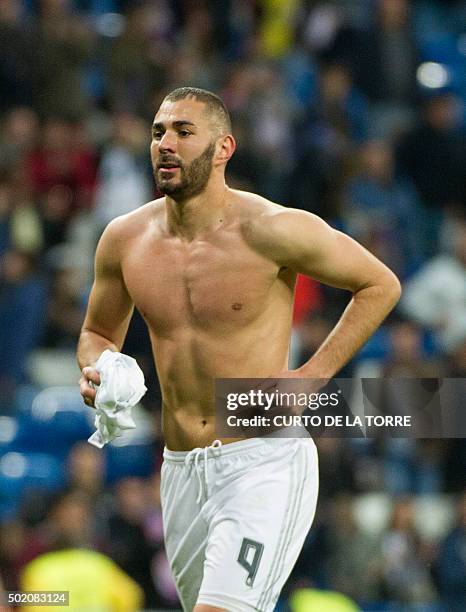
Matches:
[184,439,222,503]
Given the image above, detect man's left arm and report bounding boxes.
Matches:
[262,209,401,378]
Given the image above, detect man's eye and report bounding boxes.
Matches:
[153,132,162,139]
[179,130,191,137]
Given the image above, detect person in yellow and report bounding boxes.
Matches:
[21,548,143,612]
[20,490,143,611]
[258,0,300,58]
[289,587,361,612]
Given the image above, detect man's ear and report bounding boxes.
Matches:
[215,134,236,165]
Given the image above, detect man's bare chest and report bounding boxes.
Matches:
[121,233,280,332]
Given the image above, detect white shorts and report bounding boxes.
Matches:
[161,436,319,612]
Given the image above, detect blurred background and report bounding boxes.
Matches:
[0,0,465,610]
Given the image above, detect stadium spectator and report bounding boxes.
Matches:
[41,249,87,348]
[0,249,47,391]
[67,441,104,497]
[65,441,114,534]
[0,107,39,171]
[107,477,160,608]
[382,320,440,378]
[21,527,143,612]
[396,93,466,253]
[40,489,101,551]
[314,439,356,498]
[107,2,168,116]
[32,0,95,119]
[396,93,465,211]
[289,587,360,612]
[258,0,301,59]
[343,140,426,278]
[93,112,152,231]
[401,218,466,352]
[0,519,45,591]
[381,498,436,605]
[0,166,43,256]
[434,491,466,611]
[0,0,36,113]
[289,62,368,219]
[26,118,97,219]
[326,495,383,604]
[323,0,420,137]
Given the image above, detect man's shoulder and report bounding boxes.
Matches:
[96,200,164,269]
[232,190,322,248]
[102,198,165,241]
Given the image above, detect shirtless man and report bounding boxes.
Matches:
[78,87,401,612]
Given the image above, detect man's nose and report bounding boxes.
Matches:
[159,131,177,152]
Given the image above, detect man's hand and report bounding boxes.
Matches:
[266,368,329,388]
[79,366,101,408]
[251,371,327,416]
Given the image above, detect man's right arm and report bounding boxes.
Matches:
[77,218,134,405]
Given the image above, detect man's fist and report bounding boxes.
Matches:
[79,366,101,407]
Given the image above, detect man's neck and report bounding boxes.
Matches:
[165,181,229,241]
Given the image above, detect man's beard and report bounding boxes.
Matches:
[154,142,216,200]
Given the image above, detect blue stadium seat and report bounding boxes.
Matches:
[0,451,64,519]
[14,384,42,413]
[14,387,93,456]
[0,415,20,454]
[105,441,156,483]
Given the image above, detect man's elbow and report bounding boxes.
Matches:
[358,270,402,311]
[384,271,402,309]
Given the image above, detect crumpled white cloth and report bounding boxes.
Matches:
[88,350,147,449]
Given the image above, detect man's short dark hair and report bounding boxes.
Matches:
[163,87,232,135]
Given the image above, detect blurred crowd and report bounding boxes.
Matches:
[0,442,176,609]
[0,0,465,610]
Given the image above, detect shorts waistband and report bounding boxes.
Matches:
[163,436,298,463]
